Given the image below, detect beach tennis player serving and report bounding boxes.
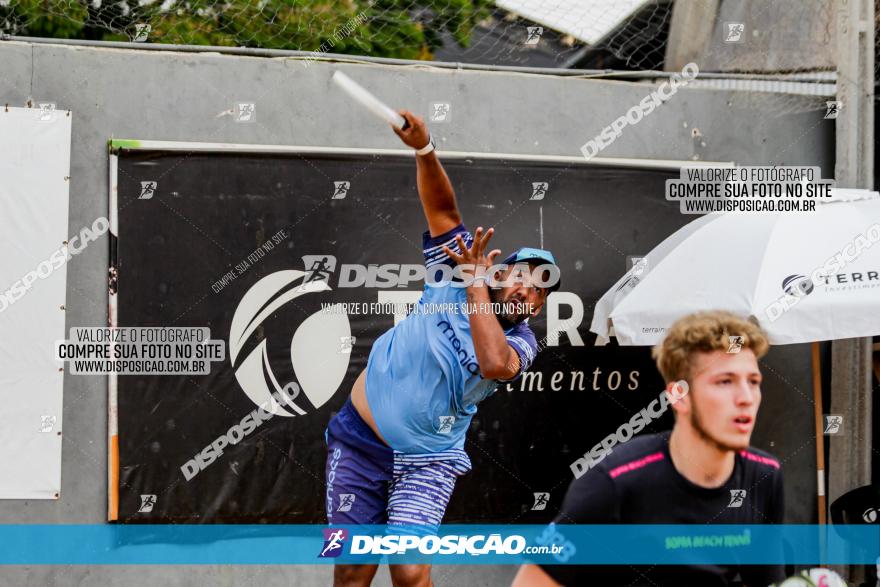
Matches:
[324,110,560,586]
[514,311,785,587]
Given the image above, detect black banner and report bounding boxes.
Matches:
[112,150,792,523]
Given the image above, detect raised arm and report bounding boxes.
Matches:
[393,110,462,237]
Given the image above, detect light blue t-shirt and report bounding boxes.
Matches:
[365,224,539,454]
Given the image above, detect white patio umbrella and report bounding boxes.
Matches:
[588,188,880,526]
[590,189,880,346]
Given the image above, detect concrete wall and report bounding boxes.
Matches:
[0,39,834,586]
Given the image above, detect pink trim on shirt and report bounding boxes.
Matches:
[608,451,665,479]
[739,450,780,469]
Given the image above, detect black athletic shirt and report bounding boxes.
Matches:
[540,432,785,587]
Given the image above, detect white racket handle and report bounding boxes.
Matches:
[331,71,408,129]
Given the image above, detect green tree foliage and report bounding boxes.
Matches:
[0,0,492,60]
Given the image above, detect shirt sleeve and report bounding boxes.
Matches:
[423,223,473,283]
[497,323,539,382]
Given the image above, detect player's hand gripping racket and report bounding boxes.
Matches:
[331,71,410,130]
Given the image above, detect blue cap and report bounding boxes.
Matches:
[500,247,561,292]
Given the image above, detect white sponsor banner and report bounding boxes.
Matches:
[0,106,72,498]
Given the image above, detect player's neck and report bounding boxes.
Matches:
[668,426,736,489]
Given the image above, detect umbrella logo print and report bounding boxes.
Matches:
[781,274,814,297]
[615,275,640,292]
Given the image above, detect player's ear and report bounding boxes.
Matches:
[529,287,550,317]
[530,302,543,318]
[666,380,690,414]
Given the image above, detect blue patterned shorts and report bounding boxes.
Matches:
[324,398,472,531]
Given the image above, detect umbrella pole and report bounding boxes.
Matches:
[811,341,827,525]
[811,342,829,571]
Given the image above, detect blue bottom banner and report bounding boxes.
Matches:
[0,524,876,565]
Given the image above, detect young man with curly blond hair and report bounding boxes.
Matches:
[514,310,785,586]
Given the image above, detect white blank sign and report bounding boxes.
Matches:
[0,106,72,498]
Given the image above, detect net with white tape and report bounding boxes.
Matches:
[0,1,841,114]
